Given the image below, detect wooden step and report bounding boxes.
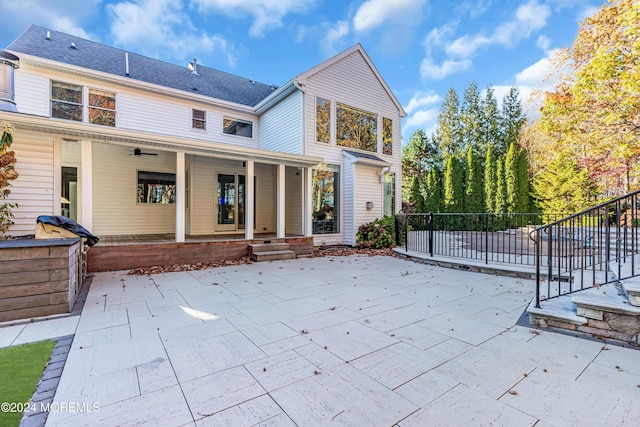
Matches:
[251,250,296,262]
[249,243,291,254]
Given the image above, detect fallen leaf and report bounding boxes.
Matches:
[508,390,518,395]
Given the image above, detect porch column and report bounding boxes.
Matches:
[80,140,93,231]
[245,160,255,240]
[175,152,185,243]
[304,166,313,237]
[276,164,285,238]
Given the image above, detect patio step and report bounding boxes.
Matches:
[249,243,290,253]
[251,250,296,262]
[621,277,640,306]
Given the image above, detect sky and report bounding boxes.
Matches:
[0,0,603,142]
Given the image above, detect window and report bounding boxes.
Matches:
[383,117,393,155]
[192,109,206,130]
[312,164,340,234]
[223,117,253,137]
[137,171,176,204]
[383,173,395,217]
[316,97,330,144]
[89,88,116,127]
[336,103,377,152]
[51,81,82,121]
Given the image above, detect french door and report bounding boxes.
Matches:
[216,173,245,231]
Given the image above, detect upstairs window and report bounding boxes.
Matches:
[223,117,253,138]
[89,89,116,127]
[192,109,206,130]
[382,117,393,155]
[336,103,377,152]
[51,81,82,122]
[316,97,330,144]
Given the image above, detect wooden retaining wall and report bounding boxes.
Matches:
[87,237,314,272]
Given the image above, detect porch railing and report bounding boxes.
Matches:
[395,212,562,266]
[531,190,640,308]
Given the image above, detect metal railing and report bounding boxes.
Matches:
[531,190,640,308]
[395,212,562,266]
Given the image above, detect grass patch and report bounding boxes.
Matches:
[0,340,56,427]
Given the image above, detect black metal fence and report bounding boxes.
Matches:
[530,190,640,308]
[395,212,562,265]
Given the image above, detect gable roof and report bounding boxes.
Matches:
[6,25,276,107]
[296,44,406,117]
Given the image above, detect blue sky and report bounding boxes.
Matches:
[0,0,601,141]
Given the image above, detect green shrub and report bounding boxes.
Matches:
[356,216,395,249]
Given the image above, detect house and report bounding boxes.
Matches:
[0,25,405,270]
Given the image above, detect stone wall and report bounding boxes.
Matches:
[0,238,82,323]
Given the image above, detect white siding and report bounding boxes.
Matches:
[258,92,303,154]
[285,166,302,235]
[12,66,261,150]
[354,164,384,228]
[14,70,50,116]
[6,130,56,236]
[91,143,176,235]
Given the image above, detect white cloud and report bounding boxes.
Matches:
[420,57,471,80]
[446,34,491,58]
[402,108,439,140]
[536,35,551,51]
[352,0,427,32]
[319,21,350,56]
[108,0,238,68]
[404,90,441,114]
[0,0,100,42]
[191,0,316,37]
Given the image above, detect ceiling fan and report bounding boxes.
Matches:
[129,148,158,156]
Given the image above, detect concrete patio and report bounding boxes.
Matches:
[2,254,639,426]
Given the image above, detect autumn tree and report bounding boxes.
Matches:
[1,122,19,237]
[533,156,596,215]
[536,0,640,198]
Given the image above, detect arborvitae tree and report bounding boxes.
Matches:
[500,86,526,152]
[516,149,531,213]
[481,85,501,156]
[465,146,484,212]
[434,87,463,159]
[424,168,442,213]
[409,176,425,213]
[494,157,507,213]
[505,142,518,213]
[444,156,464,213]
[461,81,483,154]
[484,146,496,212]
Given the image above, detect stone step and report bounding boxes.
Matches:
[249,243,291,254]
[620,277,640,307]
[251,250,296,262]
[572,284,640,320]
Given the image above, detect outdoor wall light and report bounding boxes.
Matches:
[366,201,374,210]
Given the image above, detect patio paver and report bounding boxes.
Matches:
[1,254,639,426]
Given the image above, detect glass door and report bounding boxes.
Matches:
[217,174,236,231]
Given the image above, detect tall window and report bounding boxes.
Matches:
[336,103,377,152]
[312,164,340,234]
[382,117,393,155]
[192,109,206,130]
[89,89,116,127]
[383,173,395,217]
[223,117,253,137]
[316,97,330,144]
[51,81,82,121]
